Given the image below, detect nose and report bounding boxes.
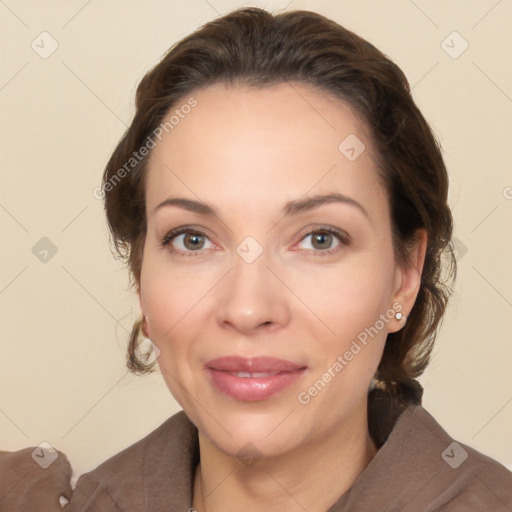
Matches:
[216,249,290,336]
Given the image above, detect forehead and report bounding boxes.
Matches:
[145,82,387,221]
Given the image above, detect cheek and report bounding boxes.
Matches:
[297,251,395,331]
[140,258,205,403]
[298,277,391,414]
[297,253,395,386]
[140,249,208,334]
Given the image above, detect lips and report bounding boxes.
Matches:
[205,356,306,401]
[207,356,304,373]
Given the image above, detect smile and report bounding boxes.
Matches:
[205,356,307,401]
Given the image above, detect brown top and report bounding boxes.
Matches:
[61,397,512,512]
[1,392,510,511]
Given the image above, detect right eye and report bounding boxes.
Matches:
[160,228,215,257]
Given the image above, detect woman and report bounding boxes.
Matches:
[2,7,510,511]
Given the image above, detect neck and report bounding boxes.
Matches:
[192,399,378,512]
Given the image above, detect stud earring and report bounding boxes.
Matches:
[395,312,403,320]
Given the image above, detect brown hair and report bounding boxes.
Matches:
[102,7,456,411]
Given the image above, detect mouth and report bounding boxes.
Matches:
[224,371,283,378]
[205,356,307,402]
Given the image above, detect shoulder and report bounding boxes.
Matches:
[393,405,512,510]
[66,410,198,511]
[435,434,512,510]
[339,403,511,511]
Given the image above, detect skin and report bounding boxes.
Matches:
[139,81,427,512]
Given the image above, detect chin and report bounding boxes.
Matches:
[214,427,299,462]
[193,403,307,460]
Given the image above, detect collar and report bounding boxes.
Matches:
[140,394,508,511]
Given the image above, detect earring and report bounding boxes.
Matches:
[395,311,407,325]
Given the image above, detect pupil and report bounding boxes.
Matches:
[314,233,330,249]
[187,234,202,249]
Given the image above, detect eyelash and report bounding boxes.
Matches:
[160,226,351,258]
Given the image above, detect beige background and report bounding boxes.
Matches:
[1,0,511,483]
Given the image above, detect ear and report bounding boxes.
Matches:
[138,288,150,338]
[389,228,427,333]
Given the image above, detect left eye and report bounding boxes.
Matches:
[296,229,346,254]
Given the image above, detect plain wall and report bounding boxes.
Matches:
[1,0,511,483]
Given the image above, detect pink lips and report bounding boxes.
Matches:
[206,356,306,402]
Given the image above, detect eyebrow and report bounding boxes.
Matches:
[152,192,369,220]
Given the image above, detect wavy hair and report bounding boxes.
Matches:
[101,7,456,412]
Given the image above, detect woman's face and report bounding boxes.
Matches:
[140,82,424,459]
